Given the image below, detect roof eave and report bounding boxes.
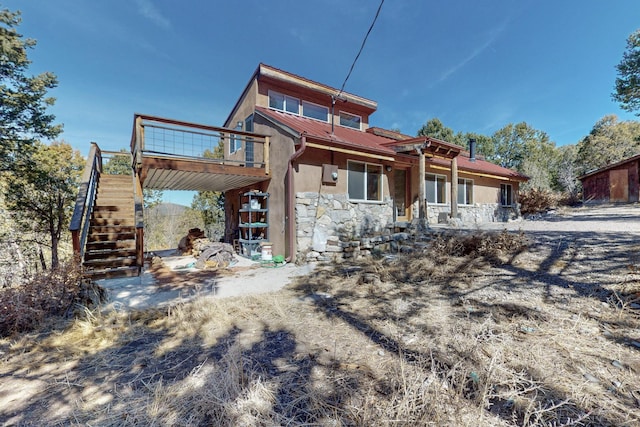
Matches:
[259,64,378,112]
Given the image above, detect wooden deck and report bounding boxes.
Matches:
[132,114,271,192]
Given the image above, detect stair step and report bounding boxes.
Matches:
[90,222,136,230]
[92,205,134,212]
[97,184,133,191]
[91,211,134,220]
[85,266,140,280]
[89,218,135,228]
[100,174,132,180]
[86,240,136,251]
[95,194,134,201]
[84,248,137,261]
[94,203,134,210]
[88,232,136,242]
[84,256,137,269]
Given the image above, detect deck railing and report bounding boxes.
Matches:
[130,114,270,175]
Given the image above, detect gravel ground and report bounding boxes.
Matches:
[475,203,640,234]
[460,204,640,306]
[97,252,316,311]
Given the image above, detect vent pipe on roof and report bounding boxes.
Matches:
[469,138,476,162]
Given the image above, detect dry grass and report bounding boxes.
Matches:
[0,262,105,337]
[1,230,639,426]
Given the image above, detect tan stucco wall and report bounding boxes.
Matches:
[224,114,295,259]
[294,148,391,199]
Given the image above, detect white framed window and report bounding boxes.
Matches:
[268,90,299,114]
[458,178,473,205]
[302,100,328,121]
[339,111,361,130]
[245,114,254,166]
[230,121,243,154]
[425,173,446,204]
[348,160,382,201]
[500,183,513,206]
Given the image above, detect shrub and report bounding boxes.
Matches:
[0,262,103,337]
[518,188,559,215]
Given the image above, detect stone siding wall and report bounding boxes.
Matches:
[427,203,521,224]
[296,192,394,261]
[295,192,521,261]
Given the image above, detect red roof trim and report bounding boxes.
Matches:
[577,153,640,181]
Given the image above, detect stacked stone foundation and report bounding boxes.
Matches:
[295,192,520,262]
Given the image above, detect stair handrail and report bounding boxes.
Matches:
[70,142,102,260]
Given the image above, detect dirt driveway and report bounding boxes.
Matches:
[478,203,640,234]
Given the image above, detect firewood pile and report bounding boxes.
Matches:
[193,241,236,269]
[177,228,206,255]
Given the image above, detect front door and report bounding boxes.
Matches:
[393,169,410,221]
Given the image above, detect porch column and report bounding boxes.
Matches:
[419,150,426,220]
[451,156,458,219]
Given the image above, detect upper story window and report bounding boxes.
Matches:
[458,178,473,205]
[348,160,382,201]
[339,111,361,130]
[230,121,243,154]
[268,91,299,114]
[302,101,328,122]
[245,114,254,132]
[425,173,446,204]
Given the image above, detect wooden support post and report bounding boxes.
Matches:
[451,156,458,219]
[419,150,426,220]
[134,173,145,271]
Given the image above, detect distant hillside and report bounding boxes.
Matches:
[148,202,189,216]
[144,202,204,250]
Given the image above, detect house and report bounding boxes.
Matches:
[222,64,528,262]
[578,154,640,203]
[70,63,529,277]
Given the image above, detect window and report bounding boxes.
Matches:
[245,115,254,167]
[339,111,361,130]
[348,161,382,201]
[458,178,473,205]
[230,121,242,154]
[500,183,513,206]
[302,101,328,121]
[268,91,299,114]
[425,173,446,204]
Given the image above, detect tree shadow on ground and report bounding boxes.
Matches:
[0,304,372,426]
[291,228,640,426]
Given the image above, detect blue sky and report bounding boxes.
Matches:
[6,0,640,204]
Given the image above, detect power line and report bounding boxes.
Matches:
[336,0,385,98]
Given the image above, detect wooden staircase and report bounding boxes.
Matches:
[83,174,139,279]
